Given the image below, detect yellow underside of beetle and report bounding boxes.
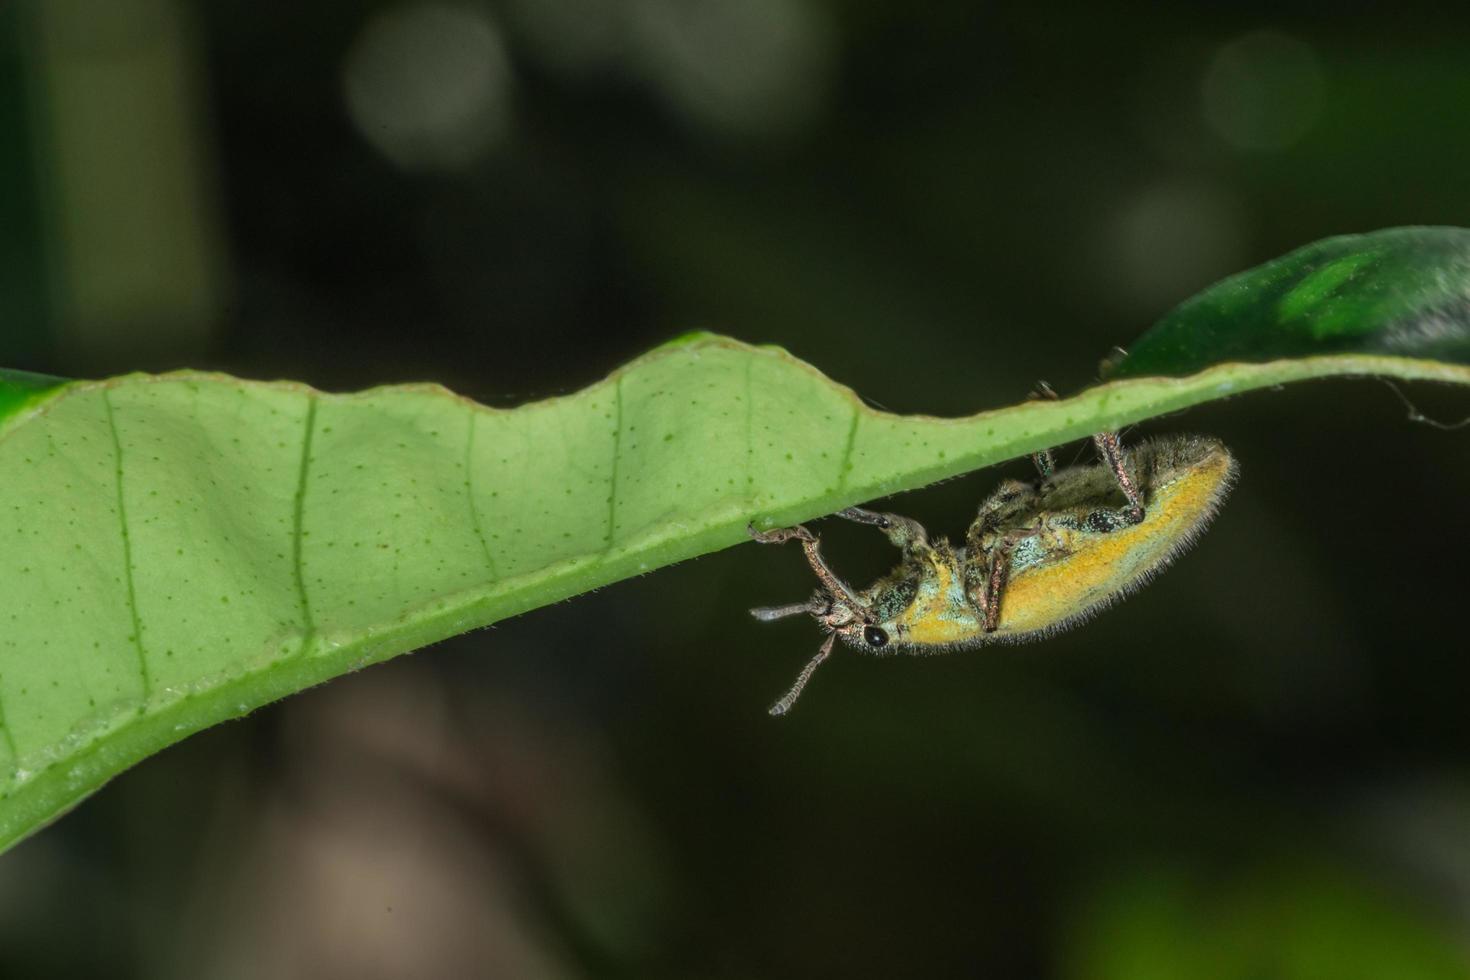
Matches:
[894,559,979,645]
[996,448,1233,636]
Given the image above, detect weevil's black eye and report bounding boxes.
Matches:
[863,626,890,648]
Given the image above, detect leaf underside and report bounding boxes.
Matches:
[2,227,1470,853]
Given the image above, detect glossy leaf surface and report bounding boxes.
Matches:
[1107,226,1470,378]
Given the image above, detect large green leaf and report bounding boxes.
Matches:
[1105,226,1470,377]
[3,226,1470,854]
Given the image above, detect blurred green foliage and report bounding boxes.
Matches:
[1066,861,1469,980]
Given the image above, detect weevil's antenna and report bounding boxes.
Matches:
[750,601,815,622]
[768,633,837,717]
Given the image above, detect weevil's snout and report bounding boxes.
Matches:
[751,592,871,636]
[807,591,865,631]
[821,601,860,629]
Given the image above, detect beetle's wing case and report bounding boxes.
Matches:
[985,434,1236,640]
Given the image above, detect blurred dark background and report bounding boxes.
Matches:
[4,1,1470,977]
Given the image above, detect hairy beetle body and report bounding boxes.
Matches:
[751,432,1236,715]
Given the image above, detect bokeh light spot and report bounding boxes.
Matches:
[504,0,625,76]
[1201,31,1325,151]
[1102,180,1249,317]
[342,3,512,173]
[626,0,834,139]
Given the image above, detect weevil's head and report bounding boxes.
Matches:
[814,591,896,652]
[751,591,894,652]
[751,589,895,717]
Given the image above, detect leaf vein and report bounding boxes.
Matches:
[464,409,499,579]
[604,376,624,553]
[291,396,319,654]
[835,405,861,493]
[103,391,152,698]
[0,692,16,771]
[743,356,755,505]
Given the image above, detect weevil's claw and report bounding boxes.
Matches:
[838,507,891,528]
[747,522,816,545]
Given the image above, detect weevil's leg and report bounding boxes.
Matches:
[837,507,930,553]
[750,599,819,622]
[1028,382,1060,480]
[768,632,837,717]
[966,479,1033,553]
[980,546,1012,633]
[1092,431,1144,523]
[748,523,866,611]
[970,524,1031,631]
[797,537,867,611]
[748,523,816,546]
[836,506,890,527]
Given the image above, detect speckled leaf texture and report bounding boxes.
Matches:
[3,227,1470,853]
